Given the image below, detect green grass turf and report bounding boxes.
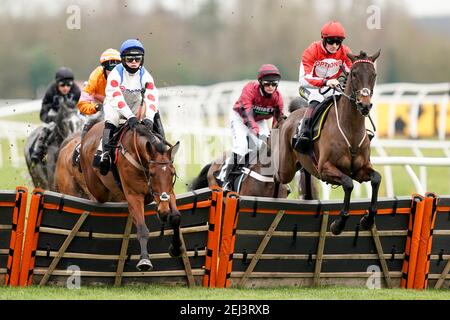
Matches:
[0,285,448,300]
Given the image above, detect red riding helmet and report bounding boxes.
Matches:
[257,64,281,81]
[321,21,346,39]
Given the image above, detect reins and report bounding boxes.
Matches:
[329,59,378,157]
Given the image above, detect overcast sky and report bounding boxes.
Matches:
[2,0,450,18]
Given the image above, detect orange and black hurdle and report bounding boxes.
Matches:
[216,195,418,288]
[1,187,28,286]
[2,185,448,289]
[18,187,222,287]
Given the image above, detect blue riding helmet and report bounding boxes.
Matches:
[120,39,145,56]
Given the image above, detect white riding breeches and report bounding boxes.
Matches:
[230,110,269,158]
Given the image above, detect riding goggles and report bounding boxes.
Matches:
[104,61,120,71]
[58,80,73,87]
[125,55,143,63]
[262,80,279,87]
[325,38,343,46]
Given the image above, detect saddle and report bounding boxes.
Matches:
[213,153,274,193]
[89,124,130,190]
[294,96,341,154]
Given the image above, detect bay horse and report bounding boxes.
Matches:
[80,121,180,271]
[24,101,84,190]
[275,50,381,235]
[54,132,92,199]
[190,138,289,198]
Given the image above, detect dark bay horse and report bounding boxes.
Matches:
[190,139,289,198]
[80,121,180,271]
[275,50,381,235]
[24,102,83,190]
[54,132,92,199]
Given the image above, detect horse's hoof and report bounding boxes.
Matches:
[169,244,182,258]
[360,214,375,230]
[330,220,343,235]
[136,259,153,272]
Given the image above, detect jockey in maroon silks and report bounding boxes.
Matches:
[223,64,284,190]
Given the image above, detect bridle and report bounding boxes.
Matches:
[336,59,375,112]
[118,130,177,202]
[326,59,377,154]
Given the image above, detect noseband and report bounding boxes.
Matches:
[342,59,375,109]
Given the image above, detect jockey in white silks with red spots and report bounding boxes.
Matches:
[96,38,165,176]
[293,21,353,152]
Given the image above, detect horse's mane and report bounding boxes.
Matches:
[134,123,167,154]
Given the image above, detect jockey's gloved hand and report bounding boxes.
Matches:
[326,79,340,88]
[95,104,103,112]
[142,118,154,132]
[128,116,139,130]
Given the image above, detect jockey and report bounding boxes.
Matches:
[96,38,165,176]
[77,48,121,138]
[293,20,353,151]
[30,67,81,163]
[223,64,284,190]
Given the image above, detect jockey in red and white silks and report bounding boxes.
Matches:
[294,21,353,150]
[299,21,353,103]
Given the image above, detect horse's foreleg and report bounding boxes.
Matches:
[320,162,354,235]
[330,174,353,235]
[300,170,313,200]
[127,194,153,271]
[355,166,382,230]
[168,196,182,257]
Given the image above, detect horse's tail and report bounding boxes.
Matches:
[188,163,212,191]
[289,97,308,113]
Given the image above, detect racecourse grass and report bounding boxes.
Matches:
[0,285,448,300]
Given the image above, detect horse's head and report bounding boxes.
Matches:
[137,127,180,223]
[56,100,83,137]
[346,50,381,116]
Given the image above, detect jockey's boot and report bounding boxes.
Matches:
[30,127,51,164]
[223,153,245,191]
[153,112,166,140]
[293,100,319,152]
[98,122,116,176]
[81,117,97,139]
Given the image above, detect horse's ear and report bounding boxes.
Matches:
[146,141,155,158]
[347,52,357,62]
[369,49,381,62]
[169,141,180,159]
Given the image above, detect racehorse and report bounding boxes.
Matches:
[24,101,83,190]
[275,50,381,235]
[54,132,92,199]
[190,136,289,198]
[80,121,180,271]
